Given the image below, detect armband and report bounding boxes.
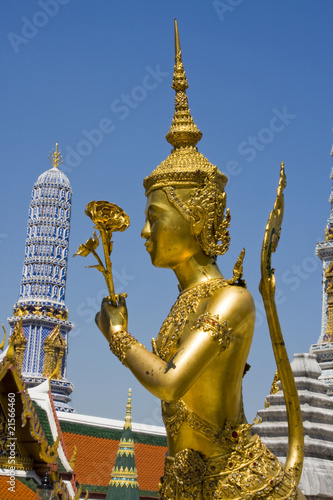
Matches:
[192,313,233,353]
[109,331,143,365]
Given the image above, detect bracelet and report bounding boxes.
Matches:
[109,331,142,365]
[192,313,233,353]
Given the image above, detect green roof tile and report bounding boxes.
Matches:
[59,420,167,447]
[17,477,37,492]
[32,401,54,447]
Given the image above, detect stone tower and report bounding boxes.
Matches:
[310,140,333,394]
[7,144,74,412]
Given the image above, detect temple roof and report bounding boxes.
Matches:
[58,413,167,497]
[0,353,77,498]
[0,476,36,499]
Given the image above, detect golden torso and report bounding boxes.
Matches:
[154,279,254,458]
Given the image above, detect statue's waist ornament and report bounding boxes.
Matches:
[160,439,297,499]
[161,399,297,499]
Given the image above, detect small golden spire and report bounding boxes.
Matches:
[48,143,63,169]
[165,19,202,149]
[124,388,132,429]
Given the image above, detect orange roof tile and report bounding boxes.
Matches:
[0,476,35,500]
[135,442,165,491]
[62,432,166,493]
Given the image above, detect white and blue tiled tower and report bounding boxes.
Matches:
[310,141,333,395]
[7,144,75,412]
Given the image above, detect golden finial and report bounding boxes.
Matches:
[48,143,63,169]
[48,355,61,382]
[73,486,89,500]
[165,19,202,149]
[0,325,6,352]
[124,388,132,429]
[69,445,77,471]
[7,314,23,361]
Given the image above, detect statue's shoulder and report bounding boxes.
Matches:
[209,282,255,319]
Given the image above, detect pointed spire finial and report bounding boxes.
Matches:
[166,19,202,149]
[174,18,181,60]
[48,143,63,169]
[124,387,132,429]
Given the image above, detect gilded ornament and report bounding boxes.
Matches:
[7,316,27,370]
[160,434,298,499]
[48,143,63,169]
[193,312,233,352]
[270,370,280,395]
[172,448,206,486]
[152,278,227,362]
[259,163,304,483]
[322,258,333,342]
[74,231,99,257]
[325,223,333,241]
[109,331,143,366]
[227,248,247,287]
[85,200,130,233]
[0,325,6,352]
[68,445,77,471]
[75,200,130,305]
[43,324,66,379]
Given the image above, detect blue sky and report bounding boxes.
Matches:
[1,0,333,425]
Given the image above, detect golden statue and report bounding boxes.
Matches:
[95,20,305,499]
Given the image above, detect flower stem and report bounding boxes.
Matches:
[100,229,117,305]
[91,249,105,269]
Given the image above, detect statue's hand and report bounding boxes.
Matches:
[95,293,128,343]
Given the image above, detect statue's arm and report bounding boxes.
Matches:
[96,287,255,402]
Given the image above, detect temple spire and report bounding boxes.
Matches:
[7,144,74,411]
[106,389,140,499]
[314,136,333,341]
[310,135,333,395]
[165,19,202,149]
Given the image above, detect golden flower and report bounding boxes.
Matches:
[73,231,99,257]
[85,200,130,232]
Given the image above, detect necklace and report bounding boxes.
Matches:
[152,278,227,361]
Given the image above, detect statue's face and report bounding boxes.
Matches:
[141,189,200,269]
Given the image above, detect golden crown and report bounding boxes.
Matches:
[143,19,228,196]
